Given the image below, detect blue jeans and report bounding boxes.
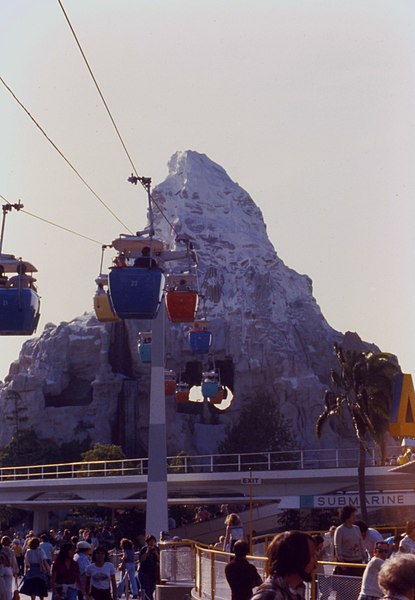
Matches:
[125,563,138,596]
[52,586,78,600]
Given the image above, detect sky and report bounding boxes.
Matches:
[1,0,415,380]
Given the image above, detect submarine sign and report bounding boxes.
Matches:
[309,492,413,508]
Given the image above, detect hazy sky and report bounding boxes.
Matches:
[1,0,415,380]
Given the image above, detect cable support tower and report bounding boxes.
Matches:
[57,0,180,238]
[0,76,132,234]
[0,193,104,246]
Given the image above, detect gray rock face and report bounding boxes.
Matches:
[0,151,370,456]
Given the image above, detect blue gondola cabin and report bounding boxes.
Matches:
[0,254,40,335]
[109,236,165,320]
[188,319,212,354]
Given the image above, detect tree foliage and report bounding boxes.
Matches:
[81,443,126,462]
[0,429,62,467]
[316,344,400,457]
[218,394,296,454]
[316,343,401,521]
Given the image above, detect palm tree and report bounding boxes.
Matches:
[316,343,401,522]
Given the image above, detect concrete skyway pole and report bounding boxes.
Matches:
[145,303,168,537]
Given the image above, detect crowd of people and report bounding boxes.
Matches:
[225,526,415,600]
[0,526,162,600]
[2,510,415,600]
[222,507,415,600]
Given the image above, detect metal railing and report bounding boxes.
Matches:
[193,543,267,600]
[160,541,197,583]
[173,543,368,600]
[0,445,400,481]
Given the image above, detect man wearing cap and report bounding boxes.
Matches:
[74,541,92,600]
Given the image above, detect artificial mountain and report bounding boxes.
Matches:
[0,151,377,457]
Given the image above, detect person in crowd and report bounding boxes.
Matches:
[213,536,225,549]
[358,541,389,600]
[387,534,401,557]
[194,506,210,523]
[167,513,176,530]
[22,532,35,554]
[11,537,24,577]
[138,535,160,600]
[334,505,366,575]
[99,528,113,551]
[399,521,415,553]
[225,540,262,600]
[85,546,117,600]
[312,535,332,600]
[223,513,245,552]
[311,535,324,572]
[356,521,384,558]
[119,539,138,599]
[0,549,10,600]
[39,535,54,567]
[252,531,317,600]
[88,530,99,550]
[39,533,54,591]
[74,541,91,600]
[19,537,49,600]
[1,536,18,598]
[322,525,336,561]
[51,542,80,600]
[378,552,415,599]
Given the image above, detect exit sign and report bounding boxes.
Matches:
[241,477,262,484]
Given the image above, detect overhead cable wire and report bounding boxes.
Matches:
[56,0,140,179]
[0,76,133,234]
[56,0,180,237]
[21,209,104,245]
[0,192,104,245]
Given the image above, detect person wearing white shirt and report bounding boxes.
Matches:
[358,541,389,600]
[399,521,415,554]
[356,522,384,558]
[334,506,366,576]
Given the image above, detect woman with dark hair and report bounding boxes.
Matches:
[378,552,415,599]
[252,531,317,600]
[138,536,160,600]
[85,547,117,600]
[20,537,49,600]
[334,505,366,576]
[119,539,138,599]
[51,543,80,600]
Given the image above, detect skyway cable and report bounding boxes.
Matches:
[0,193,104,245]
[56,0,180,237]
[0,76,132,234]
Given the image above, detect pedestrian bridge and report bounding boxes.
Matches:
[0,445,410,532]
